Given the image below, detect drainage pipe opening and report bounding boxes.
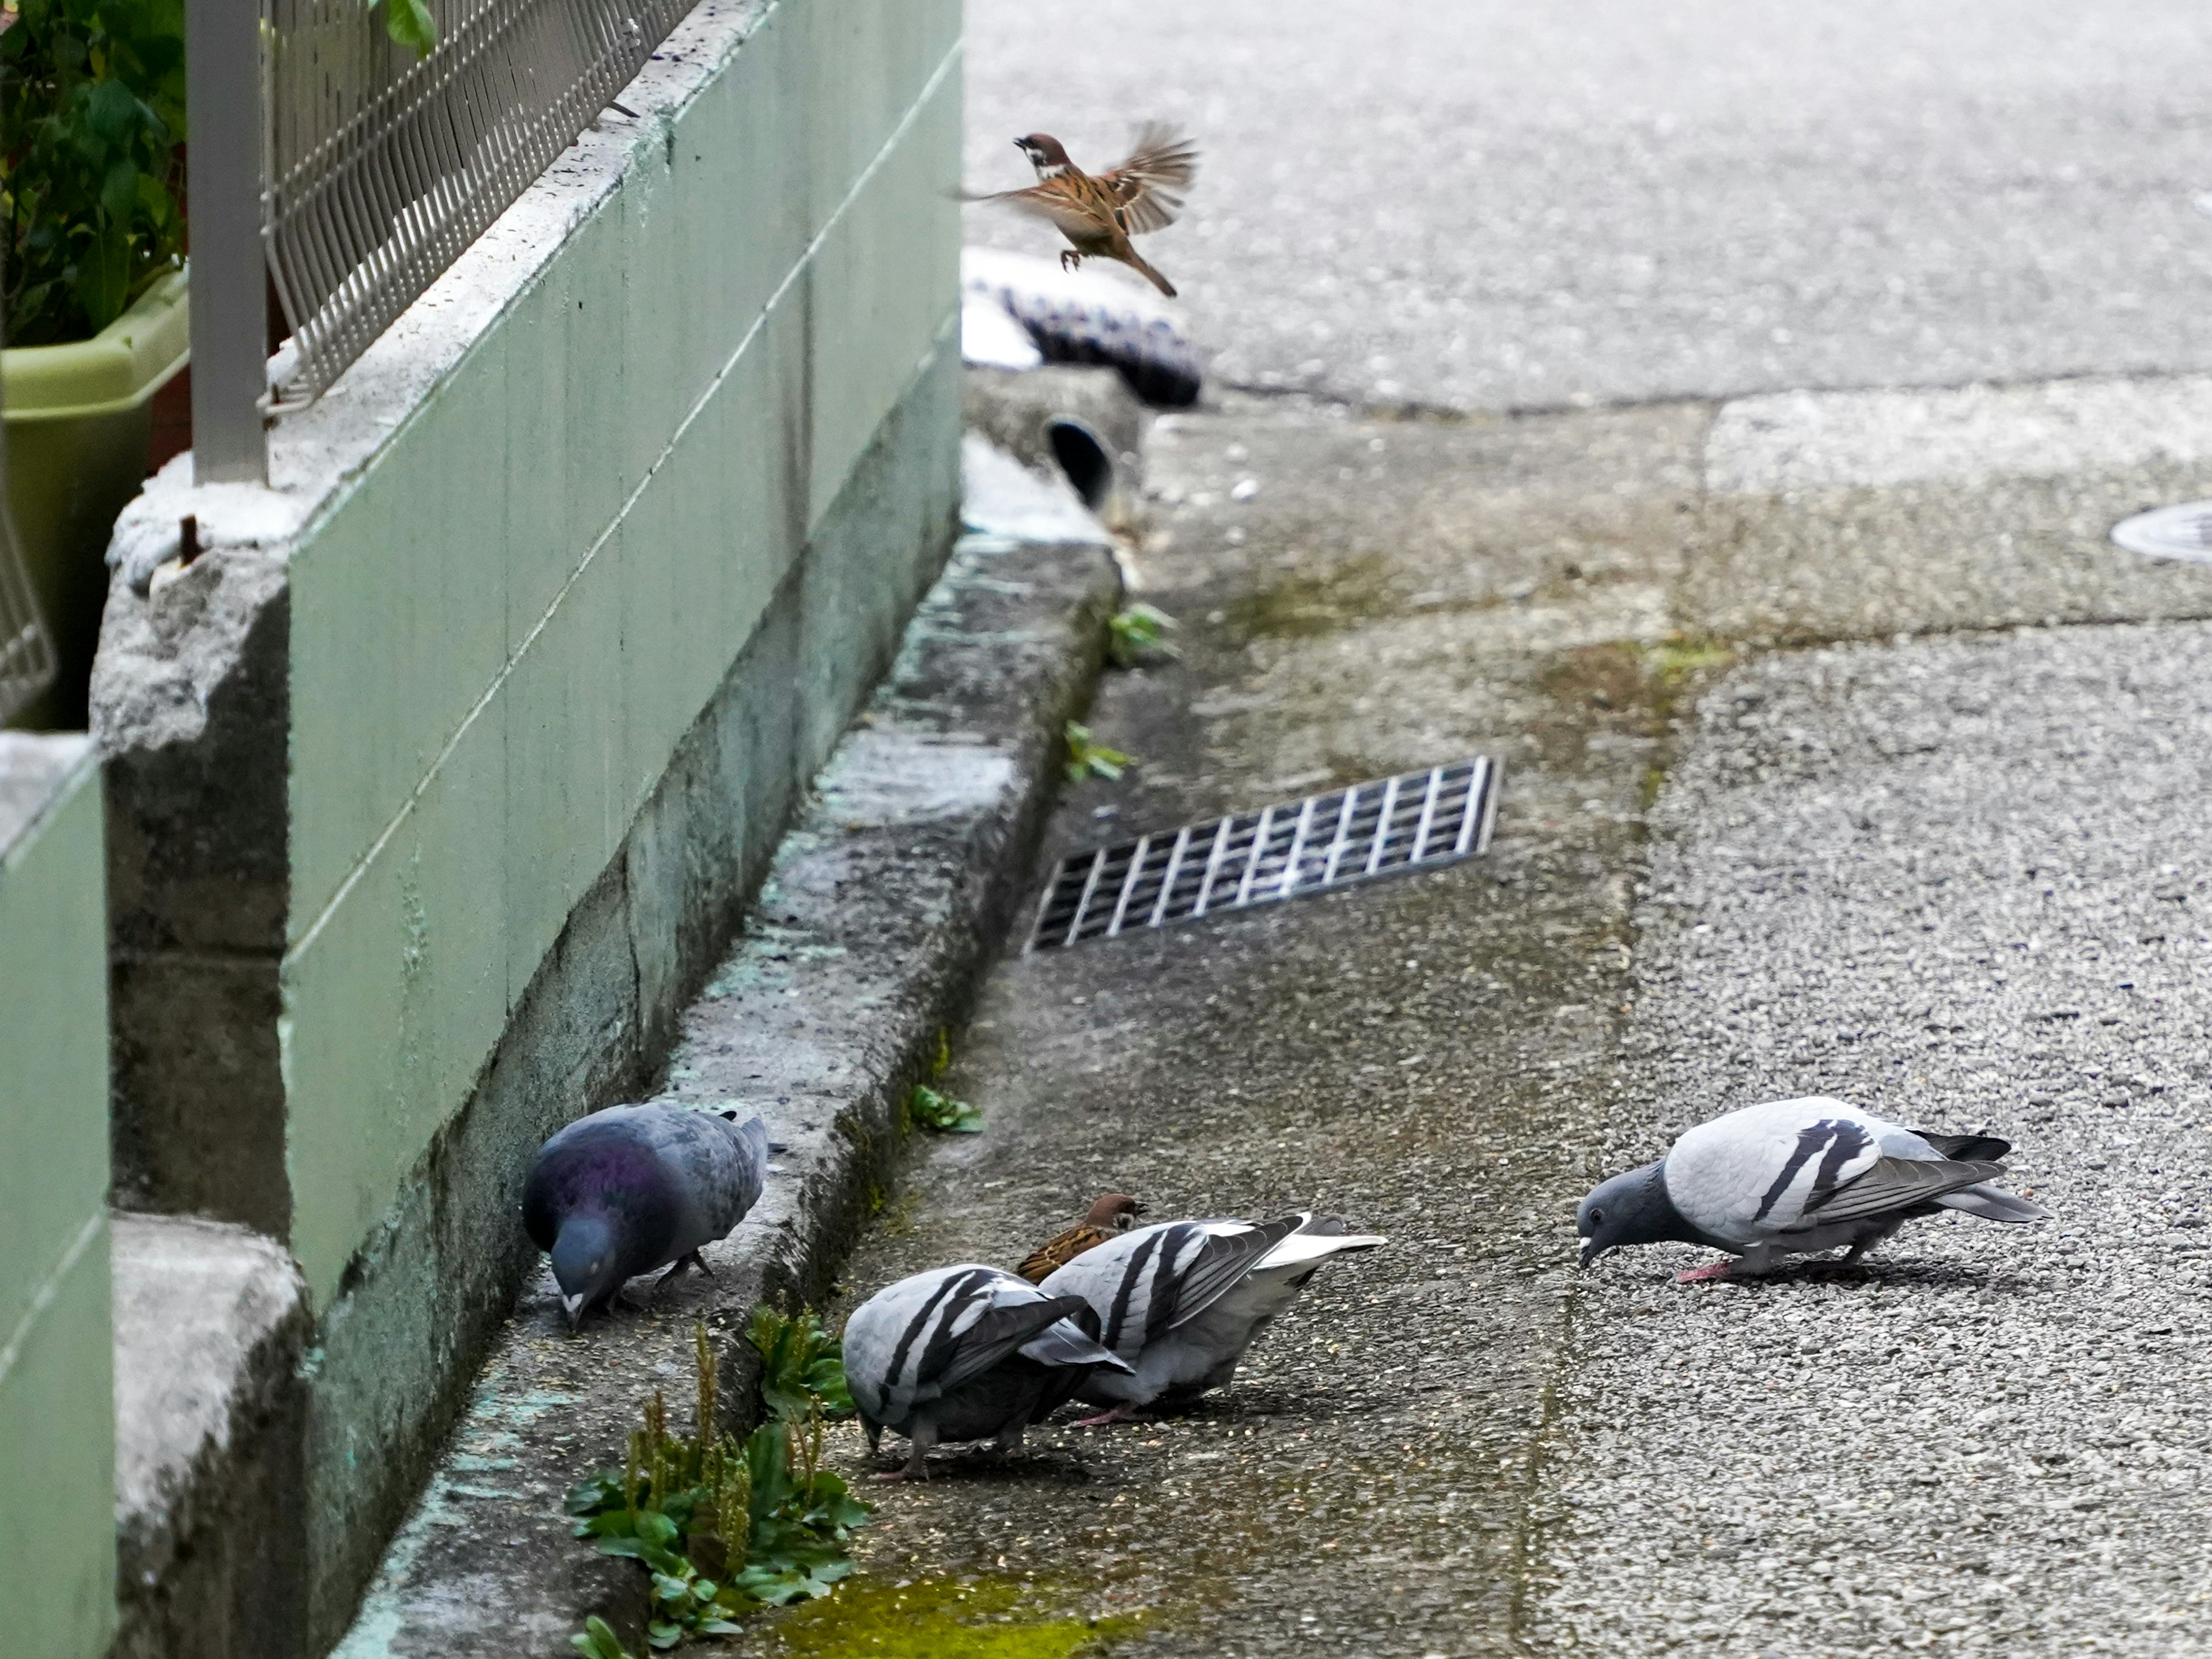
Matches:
[1046,418,1114,511]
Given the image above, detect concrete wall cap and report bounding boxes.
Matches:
[110,1213,306,1527]
[0,732,94,861]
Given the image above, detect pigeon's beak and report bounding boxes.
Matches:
[560,1291,585,1330]
[1578,1240,1601,1270]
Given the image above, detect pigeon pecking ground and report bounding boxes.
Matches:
[1533,627,2212,1657]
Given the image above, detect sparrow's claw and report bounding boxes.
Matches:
[1059,249,1082,273]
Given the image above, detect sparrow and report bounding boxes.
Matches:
[965,123,1198,297]
[1577,1097,2044,1282]
[1016,1192,1146,1283]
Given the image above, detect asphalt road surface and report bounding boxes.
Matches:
[964,0,2212,411]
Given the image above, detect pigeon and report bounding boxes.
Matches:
[841,1264,1132,1479]
[522,1103,769,1327]
[1016,1192,1146,1283]
[1577,1096,2046,1281]
[1039,1211,1387,1424]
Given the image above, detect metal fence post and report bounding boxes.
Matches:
[185,0,270,484]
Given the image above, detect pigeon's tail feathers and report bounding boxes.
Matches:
[1256,1215,1388,1271]
[1016,1296,1134,1373]
[1913,1130,2013,1163]
[727,1113,771,1165]
[1803,1156,2007,1224]
[1934,1183,2047,1224]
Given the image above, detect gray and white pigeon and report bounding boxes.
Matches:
[841,1264,1131,1479]
[1577,1096,2046,1281]
[522,1103,768,1327]
[1039,1211,1387,1424]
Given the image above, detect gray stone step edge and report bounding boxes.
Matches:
[328,435,1123,1657]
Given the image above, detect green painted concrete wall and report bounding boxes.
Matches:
[276,0,962,1303]
[0,745,116,1659]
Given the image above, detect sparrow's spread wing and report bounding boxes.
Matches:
[1100,123,1198,234]
[982,175,1126,241]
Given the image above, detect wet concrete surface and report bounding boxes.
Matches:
[725,381,2212,1658]
[725,395,1714,1655]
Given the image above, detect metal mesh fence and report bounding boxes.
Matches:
[0,455,55,728]
[263,0,695,407]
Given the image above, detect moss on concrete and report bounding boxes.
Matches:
[767,1576,1146,1659]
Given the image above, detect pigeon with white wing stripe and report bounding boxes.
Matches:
[1577,1096,2046,1281]
[842,1264,1132,1480]
[1039,1210,1387,1423]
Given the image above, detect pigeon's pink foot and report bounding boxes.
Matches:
[1074,1404,1139,1428]
[1674,1260,1737,1284]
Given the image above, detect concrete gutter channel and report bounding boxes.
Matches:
[329,427,1122,1656]
[343,367,2212,1656]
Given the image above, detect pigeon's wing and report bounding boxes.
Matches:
[1666,1100,1890,1243]
[637,1107,766,1247]
[1014,1300,1131,1372]
[1910,1129,2013,1163]
[1099,123,1198,234]
[1042,1216,1306,1361]
[1799,1156,2009,1226]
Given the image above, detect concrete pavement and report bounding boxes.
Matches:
[964,0,2212,412]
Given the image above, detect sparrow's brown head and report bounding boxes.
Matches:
[1084,1192,1145,1230]
[1014,134,1073,177]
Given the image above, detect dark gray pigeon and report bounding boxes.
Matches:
[841,1264,1130,1480]
[1039,1211,1387,1424]
[522,1103,768,1327]
[1577,1095,2045,1282]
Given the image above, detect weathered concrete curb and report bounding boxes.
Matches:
[331,436,1122,1657]
[109,1214,313,1659]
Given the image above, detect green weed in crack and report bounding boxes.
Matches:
[1063,721,1135,783]
[567,1313,868,1651]
[907,1082,983,1134]
[1107,604,1177,668]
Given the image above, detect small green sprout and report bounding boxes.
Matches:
[1107,604,1177,668]
[1065,721,1135,783]
[907,1083,983,1134]
[566,1316,869,1650]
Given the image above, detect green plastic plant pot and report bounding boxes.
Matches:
[2,267,190,730]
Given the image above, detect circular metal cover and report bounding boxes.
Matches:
[2111,501,2212,565]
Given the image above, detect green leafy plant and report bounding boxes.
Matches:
[1064,721,1134,784]
[906,1082,983,1134]
[0,0,434,349]
[567,1315,868,1649]
[373,0,437,53]
[1107,604,1176,668]
[1,0,186,345]
[570,1616,642,1659]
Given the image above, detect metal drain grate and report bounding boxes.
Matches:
[1028,758,1502,951]
[2112,501,2212,565]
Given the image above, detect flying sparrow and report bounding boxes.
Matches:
[1016,1192,1146,1283]
[966,124,1197,297]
